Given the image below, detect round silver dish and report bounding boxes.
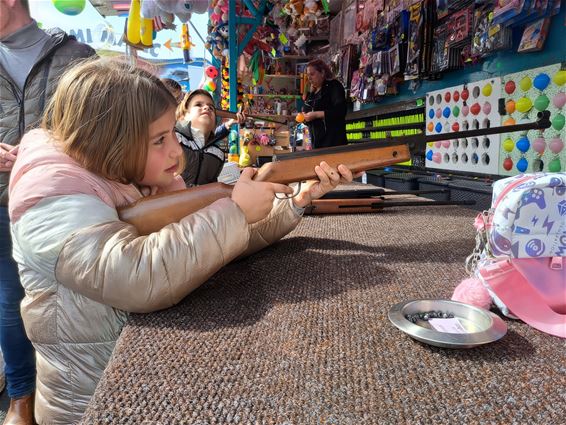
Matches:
[388,299,507,349]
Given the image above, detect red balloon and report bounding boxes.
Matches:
[503,157,513,171]
[445,92,451,103]
[505,81,516,95]
[461,88,469,101]
[453,90,460,102]
[470,102,481,115]
[452,122,460,132]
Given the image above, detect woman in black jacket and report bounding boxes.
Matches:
[301,59,347,149]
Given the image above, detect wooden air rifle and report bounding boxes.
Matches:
[118,112,551,235]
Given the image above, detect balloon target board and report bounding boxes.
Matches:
[425,78,502,175]
[499,63,565,175]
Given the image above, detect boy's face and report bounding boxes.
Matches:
[139,107,182,189]
[186,94,216,133]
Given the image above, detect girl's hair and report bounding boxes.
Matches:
[176,89,215,121]
[306,59,334,80]
[42,57,177,184]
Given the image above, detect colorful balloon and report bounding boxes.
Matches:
[533,73,551,91]
[482,102,492,115]
[441,140,451,149]
[504,81,516,95]
[516,97,533,113]
[452,122,460,132]
[443,106,451,118]
[503,157,513,171]
[432,152,442,163]
[552,113,565,131]
[503,138,515,152]
[435,122,443,133]
[428,109,435,119]
[552,92,566,109]
[452,105,460,117]
[532,137,546,154]
[519,76,532,91]
[426,150,433,161]
[516,136,530,153]
[553,70,566,86]
[444,92,451,102]
[505,100,516,114]
[534,94,549,112]
[436,108,442,118]
[549,138,564,154]
[427,122,434,132]
[434,141,442,148]
[470,102,481,115]
[548,158,562,172]
[482,84,492,97]
[461,88,469,101]
[462,104,470,116]
[52,0,86,15]
[503,117,516,126]
[453,91,460,102]
[516,157,528,172]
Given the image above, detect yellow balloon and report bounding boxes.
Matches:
[503,138,514,152]
[519,76,532,91]
[516,97,533,113]
[553,70,566,86]
[482,84,492,97]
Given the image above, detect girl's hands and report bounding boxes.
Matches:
[292,161,356,209]
[232,167,294,224]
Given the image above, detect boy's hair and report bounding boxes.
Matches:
[161,78,183,103]
[176,89,215,121]
[306,59,334,80]
[42,57,177,184]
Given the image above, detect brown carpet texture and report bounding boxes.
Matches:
[82,205,566,425]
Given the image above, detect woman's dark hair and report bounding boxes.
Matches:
[306,59,334,80]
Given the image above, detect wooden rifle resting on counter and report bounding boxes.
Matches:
[118,112,551,235]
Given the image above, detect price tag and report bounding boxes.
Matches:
[428,318,468,334]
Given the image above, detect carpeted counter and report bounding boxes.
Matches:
[82,205,565,424]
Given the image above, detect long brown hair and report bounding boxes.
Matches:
[42,57,176,184]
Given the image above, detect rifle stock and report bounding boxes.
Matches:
[305,198,476,214]
[118,112,550,235]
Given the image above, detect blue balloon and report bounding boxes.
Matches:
[426,150,433,161]
[516,157,528,172]
[472,153,479,163]
[435,122,443,133]
[428,109,435,119]
[533,73,551,91]
[443,106,451,118]
[516,136,530,153]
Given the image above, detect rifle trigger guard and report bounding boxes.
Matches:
[275,182,301,200]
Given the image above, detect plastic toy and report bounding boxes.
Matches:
[52,0,85,15]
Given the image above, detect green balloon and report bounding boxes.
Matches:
[452,105,460,117]
[534,94,549,112]
[548,158,562,172]
[552,113,565,131]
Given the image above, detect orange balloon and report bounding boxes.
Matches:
[505,100,515,115]
[503,117,516,126]
[427,122,434,132]
[296,112,305,123]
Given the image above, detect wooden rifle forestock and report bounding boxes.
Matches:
[118,112,551,235]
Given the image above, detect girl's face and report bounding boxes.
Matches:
[185,94,216,133]
[139,107,182,189]
[306,66,325,90]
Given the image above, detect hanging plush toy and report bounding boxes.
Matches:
[126,0,153,48]
[141,0,208,23]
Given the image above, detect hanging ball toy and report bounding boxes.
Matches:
[503,157,513,171]
[516,97,533,113]
[51,0,86,15]
[534,94,549,112]
[505,100,516,114]
[552,70,566,86]
[482,84,492,97]
[516,157,528,172]
[552,113,565,131]
[516,136,530,153]
[519,76,532,91]
[504,81,516,95]
[295,112,305,123]
[533,73,550,91]
[553,92,566,109]
[502,138,515,152]
[532,137,546,154]
[548,158,562,172]
[549,138,564,154]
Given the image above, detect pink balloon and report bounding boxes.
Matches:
[434,141,442,148]
[441,140,451,148]
[553,92,566,109]
[436,108,442,118]
[532,137,546,154]
[462,105,470,117]
[549,138,564,154]
[482,102,492,115]
[432,152,442,163]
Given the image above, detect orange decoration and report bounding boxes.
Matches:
[296,112,305,123]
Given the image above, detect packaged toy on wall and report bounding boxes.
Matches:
[425,77,502,174]
[499,64,566,175]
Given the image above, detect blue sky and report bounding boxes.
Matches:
[29,0,210,63]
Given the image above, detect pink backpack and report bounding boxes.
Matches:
[454,173,566,338]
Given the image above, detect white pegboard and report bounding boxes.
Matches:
[425,77,502,174]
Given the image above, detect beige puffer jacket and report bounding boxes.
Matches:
[0,27,95,206]
[9,130,302,424]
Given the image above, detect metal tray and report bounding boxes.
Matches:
[388,299,507,349]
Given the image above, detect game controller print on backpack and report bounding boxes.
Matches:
[452,172,566,338]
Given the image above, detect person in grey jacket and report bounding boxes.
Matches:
[0,0,95,423]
